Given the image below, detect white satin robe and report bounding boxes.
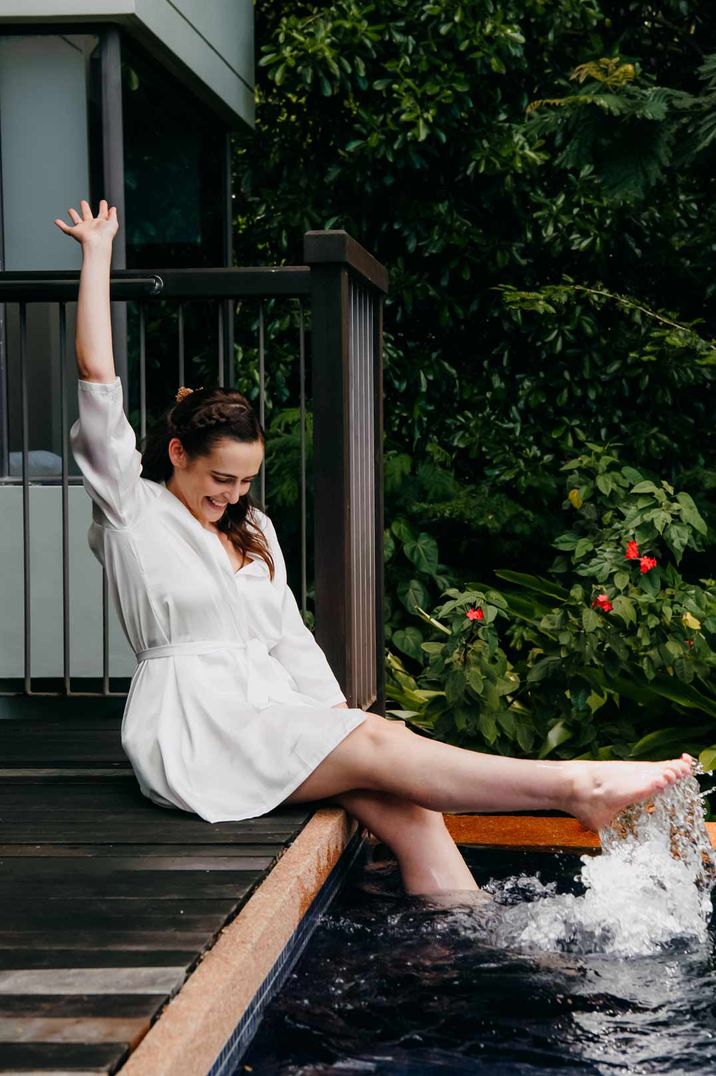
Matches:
[70,377,366,823]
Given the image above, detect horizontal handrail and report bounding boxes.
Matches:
[0,274,164,302]
[0,268,309,302]
[0,230,389,302]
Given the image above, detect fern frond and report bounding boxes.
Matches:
[570,58,636,87]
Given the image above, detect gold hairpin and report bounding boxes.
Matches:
[175,386,202,404]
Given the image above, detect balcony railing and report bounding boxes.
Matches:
[0,230,387,713]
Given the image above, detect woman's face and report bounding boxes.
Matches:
[167,436,264,525]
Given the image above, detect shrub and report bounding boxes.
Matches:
[386,445,716,766]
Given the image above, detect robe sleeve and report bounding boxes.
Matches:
[70,376,150,529]
[260,514,348,707]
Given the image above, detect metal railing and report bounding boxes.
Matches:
[0,230,388,713]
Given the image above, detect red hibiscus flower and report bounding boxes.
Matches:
[639,556,657,574]
[625,540,639,560]
[466,608,484,622]
[592,594,613,612]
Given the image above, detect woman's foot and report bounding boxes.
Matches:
[562,754,695,832]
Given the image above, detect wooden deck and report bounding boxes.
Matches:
[0,698,315,1074]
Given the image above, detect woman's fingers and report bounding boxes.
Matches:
[55,200,118,239]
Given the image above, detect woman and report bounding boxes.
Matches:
[56,200,693,897]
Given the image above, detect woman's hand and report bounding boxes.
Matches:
[54,199,118,248]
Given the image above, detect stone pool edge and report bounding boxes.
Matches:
[118,806,361,1076]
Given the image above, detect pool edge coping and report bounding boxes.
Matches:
[118,806,359,1076]
[444,814,716,851]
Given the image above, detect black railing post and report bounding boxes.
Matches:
[304,231,388,713]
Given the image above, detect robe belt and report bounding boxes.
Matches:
[135,638,295,710]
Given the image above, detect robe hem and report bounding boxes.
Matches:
[142,710,368,825]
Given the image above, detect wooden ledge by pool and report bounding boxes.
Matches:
[444,814,716,852]
[119,807,360,1076]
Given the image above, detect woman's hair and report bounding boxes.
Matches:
[141,387,275,578]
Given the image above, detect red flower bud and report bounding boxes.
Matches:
[466,607,484,621]
[639,556,657,574]
[592,594,613,613]
[625,540,639,560]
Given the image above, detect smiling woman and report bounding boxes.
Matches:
[140,385,270,575]
[56,198,369,824]
[56,199,697,900]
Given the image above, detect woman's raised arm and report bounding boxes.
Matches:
[54,199,118,384]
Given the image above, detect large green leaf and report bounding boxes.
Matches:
[403,532,439,574]
[494,570,569,601]
[392,627,425,661]
[397,578,427,612]
[539,719,573,759]
[629,726,705,759]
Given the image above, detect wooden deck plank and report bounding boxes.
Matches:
[0,996,164,1017]
[0,710,314,1073]
[0,953,197,971]
[0,856,275,872]
[0,1041,127,1070]
[0,931,216,951]
[0,845,285,858]
[0,968,186,996]
[0,1015,147,1045]
[0,871,261,898]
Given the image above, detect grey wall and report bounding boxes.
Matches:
[0,484,136,679]
[0,33,93,270]
[0,1,255,126]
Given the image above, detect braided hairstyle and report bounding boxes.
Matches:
[141,387,275,578]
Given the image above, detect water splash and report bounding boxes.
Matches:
[489,772,716,957]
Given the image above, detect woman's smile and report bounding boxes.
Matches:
[205,495,226,511]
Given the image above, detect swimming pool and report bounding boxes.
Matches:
[240,843,716,1074]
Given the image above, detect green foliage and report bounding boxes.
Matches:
[237,1,716,752]
[235,0,716,599]
[386,448,716,761]
[526,50,716,201]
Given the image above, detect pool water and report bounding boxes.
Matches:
[239,844,716,1074]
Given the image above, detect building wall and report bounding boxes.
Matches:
[0,0,254,126]
[0,34,92,271]
[0,484,135,679]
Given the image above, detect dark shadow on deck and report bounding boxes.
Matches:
[0,698,314,1073]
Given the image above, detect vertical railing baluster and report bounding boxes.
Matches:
[217,302,225,387]
[102,568,110,695]
[19,303,31,694]
[0,296,8,478]
[177,303,185,388]
[298,300,307,619]
[59,302,71,695]
[226,300,235,389]
[258,301,266,509]
[139,302,147,443]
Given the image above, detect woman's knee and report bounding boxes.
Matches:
[359,711,413,744]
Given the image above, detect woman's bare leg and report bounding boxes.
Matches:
[330,789,478,895]
[284,715,693,832]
